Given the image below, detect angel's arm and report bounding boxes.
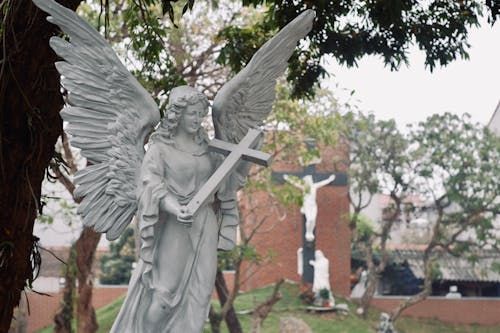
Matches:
[284,174,304,190]
[313,174,336,189]
[140,145,181,217]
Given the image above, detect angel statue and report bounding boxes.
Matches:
[33,0,315,331]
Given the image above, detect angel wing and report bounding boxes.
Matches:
[212,9,315,144]
[34,0,160,240]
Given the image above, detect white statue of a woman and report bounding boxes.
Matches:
[33,0,315,331]
[309,249,334,307]
[284,174,335,242]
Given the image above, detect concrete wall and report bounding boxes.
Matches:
[356,296,500,325]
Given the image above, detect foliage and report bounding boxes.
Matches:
[340,111,409,240]
[353,214,375,243]
[318,288,330,300]
[343,111,499,320]
[99,227,136,285]
[342,112,409,207]
[89,1,500,100]
[217,0,500,98]
[407,113,499,253]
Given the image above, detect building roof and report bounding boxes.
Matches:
[391,249,500,283]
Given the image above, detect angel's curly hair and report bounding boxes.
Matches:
[151,89,209,145]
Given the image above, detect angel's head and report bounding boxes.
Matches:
[153,86,209,144]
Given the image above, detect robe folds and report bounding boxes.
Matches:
[110,140,238,333]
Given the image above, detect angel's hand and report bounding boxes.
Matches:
[160,195,181,216]
[177,206,194,225]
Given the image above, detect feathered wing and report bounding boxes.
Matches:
[212,9,315,144]
[34,0,161,240]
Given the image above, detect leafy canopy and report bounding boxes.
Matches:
[218,0,500,98]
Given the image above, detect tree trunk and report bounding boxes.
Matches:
[0,0,80,331]
[360,245,377,319]
[249,279,284,333]
[208,306,222,333]
[390,263,433,322]
[357,199,400,320]
[75,228,101,333]
[54,244,77,333]
[214,270,242,333]
[390,210,443,322]
[8,295,26,333]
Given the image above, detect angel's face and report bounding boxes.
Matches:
[178,102,205,135]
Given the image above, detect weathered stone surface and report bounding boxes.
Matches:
[280,317,312,333]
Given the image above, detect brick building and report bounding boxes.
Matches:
[239,144,351,296]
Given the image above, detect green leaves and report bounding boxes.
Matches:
[343,111,408,203]
[100,227,136,285]
[216,0,499,97]
[161,0,177,26]
[216,18,276,74]
[354,214,375,243]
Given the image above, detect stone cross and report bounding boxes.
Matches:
[185,128,272,217]
[272,139,346,286]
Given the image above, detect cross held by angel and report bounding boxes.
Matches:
[33,0,315,331]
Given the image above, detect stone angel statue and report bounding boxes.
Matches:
[33,0,315,331]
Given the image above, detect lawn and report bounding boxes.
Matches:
[37,283,500,333]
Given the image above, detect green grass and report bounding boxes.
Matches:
[37,284,500,333]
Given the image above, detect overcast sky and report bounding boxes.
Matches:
[324,19,500,128]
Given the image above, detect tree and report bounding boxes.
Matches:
[0,1,80,330]
[218,0,500,98]
[339,112,409,318]
[390,113,499,321]
[344,112,499,320]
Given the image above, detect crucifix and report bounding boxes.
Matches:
[272,138,346,287]
[184,128,272,219]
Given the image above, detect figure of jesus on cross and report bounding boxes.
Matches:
[283,173,336,242]
[272,138,343,287]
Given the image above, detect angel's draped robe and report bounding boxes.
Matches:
[110,140,237,333]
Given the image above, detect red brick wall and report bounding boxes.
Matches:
[240,144,351,296]
[362,297,500,325]
[22,287,127,333]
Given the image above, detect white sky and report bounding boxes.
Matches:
[323,20,500,128]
